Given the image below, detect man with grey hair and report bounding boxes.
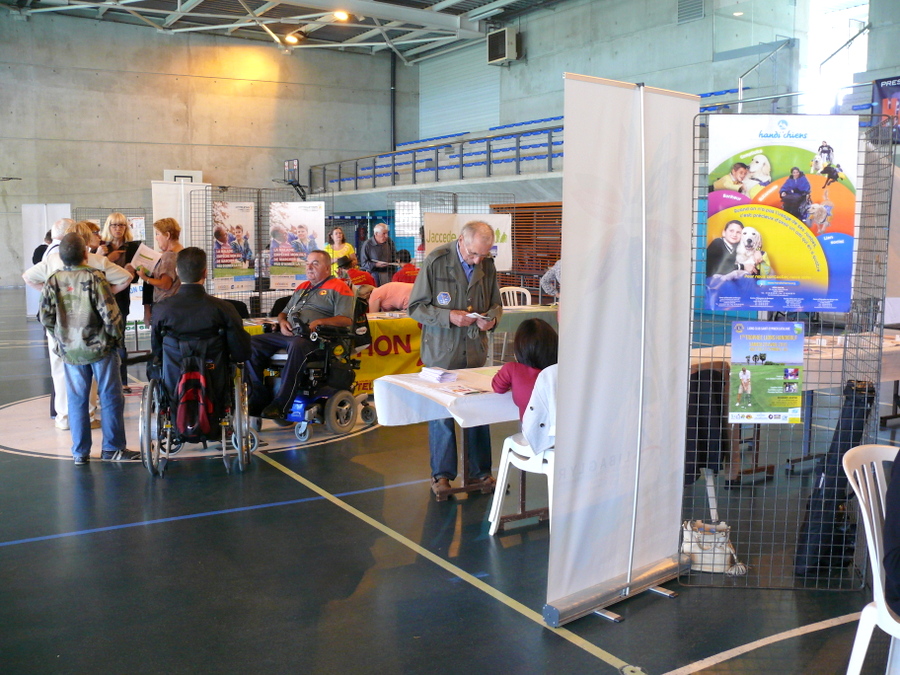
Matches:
[408,220,503,499]
[359,222,396,286]
[42,218,74,261]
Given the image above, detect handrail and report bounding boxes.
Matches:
[737,38,794,113]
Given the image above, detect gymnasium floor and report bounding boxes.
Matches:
[0,288,894,675]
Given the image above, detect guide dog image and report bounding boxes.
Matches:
[742,154,772,196]
[806,203,830,235]
[735,226,772,277]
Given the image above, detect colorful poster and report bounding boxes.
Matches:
[211,201,255,292]
[729,321,804,424]
[268,201,325,290]
[706,115,859,312]
[873,76,900,143]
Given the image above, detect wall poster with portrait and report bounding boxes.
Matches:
[705,115,859,313]
[268,201,326,290]
[211,201,255,293]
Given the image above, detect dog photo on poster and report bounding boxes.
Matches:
[705,115,859,312]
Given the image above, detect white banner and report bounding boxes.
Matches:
[547,75,697,618]
[422,212,512,271]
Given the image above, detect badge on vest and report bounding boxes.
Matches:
[319,290,327,295]
[437,292,451,306]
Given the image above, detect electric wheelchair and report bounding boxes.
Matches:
[139,330,259,477]
[266,303,376,443]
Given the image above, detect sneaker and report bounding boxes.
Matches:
[101,449,141,462]
[74,455,89,466]
[122,386,132,394]
[55,419,70,431]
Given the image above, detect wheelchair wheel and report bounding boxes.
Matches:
[139,379,164,477]
[231,367,253,472]
[360,403,377,426]
[325,390,357,435]
[294,421,311,442]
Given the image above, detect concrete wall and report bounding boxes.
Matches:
[494,0,802,123]
[0,14,418,285]
[864,0,900,80]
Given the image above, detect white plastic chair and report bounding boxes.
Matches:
[842,443,900,675]
[487,433,554,536]
[500,286,532,308]
[497,287,532,361]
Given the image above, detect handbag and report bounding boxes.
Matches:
[681,519,747,576]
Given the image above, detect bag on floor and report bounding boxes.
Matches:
[682,520,747,576]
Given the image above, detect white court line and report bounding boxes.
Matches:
[660,612,861,675]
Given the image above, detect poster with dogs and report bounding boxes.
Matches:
[211,201,255,293]
[705,115,859,312]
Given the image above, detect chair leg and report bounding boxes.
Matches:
[846,602,877,675]
[489,445,513,536]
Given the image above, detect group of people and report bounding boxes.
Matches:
[27,216,558,504]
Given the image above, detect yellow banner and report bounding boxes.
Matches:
[354,317,422,395]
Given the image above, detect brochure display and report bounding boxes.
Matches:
[706,115,859,313]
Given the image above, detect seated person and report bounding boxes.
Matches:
[335,254,377,288]
[884,448,900,615]
[151,248,252,408]
[367,281,414,313]
[491,319,558,419]
[391,249,419,283]
[522,363,558,455]
[247,250,354,421]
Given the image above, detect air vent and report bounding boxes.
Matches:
[487,27,519,65]
[678,0,704,24]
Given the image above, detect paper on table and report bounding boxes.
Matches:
[437,384,487,396]
[132,242,162,271]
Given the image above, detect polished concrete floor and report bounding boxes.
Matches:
[0,288,893,674]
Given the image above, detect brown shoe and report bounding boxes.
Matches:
[431,476,452,501]
[470,474,496,494]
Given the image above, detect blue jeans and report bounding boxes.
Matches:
[429,418,492,480]
[65,353,126,459]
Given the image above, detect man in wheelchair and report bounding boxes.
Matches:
[247,250,355,423]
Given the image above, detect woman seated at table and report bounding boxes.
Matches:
[491,318,558,419]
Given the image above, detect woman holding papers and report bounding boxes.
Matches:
[136,218,183,326]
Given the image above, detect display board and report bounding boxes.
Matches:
[422,212,512,271]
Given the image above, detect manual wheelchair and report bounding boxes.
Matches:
[267,321,377,443]
[139,332,259,477]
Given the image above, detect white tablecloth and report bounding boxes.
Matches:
[374,366,519,428]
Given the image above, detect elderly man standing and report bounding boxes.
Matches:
[359,223,396,286]
[408,220,503,499]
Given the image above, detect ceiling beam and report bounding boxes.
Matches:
[271,0,482,39]
[163,0,206,28]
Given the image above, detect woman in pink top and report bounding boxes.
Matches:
[491,318,558,419]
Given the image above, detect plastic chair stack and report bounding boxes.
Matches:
[842,444,900,675]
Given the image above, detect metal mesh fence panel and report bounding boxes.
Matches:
[681,115,894,591]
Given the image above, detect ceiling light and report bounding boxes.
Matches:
[733,11,744,16]
[333,10,349,21]
[284,33,299,44]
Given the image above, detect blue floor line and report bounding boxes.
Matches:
[0,476,431,549]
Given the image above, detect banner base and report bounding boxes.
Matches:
[542,554,687,627]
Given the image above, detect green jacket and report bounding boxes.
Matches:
[39,266,123,365]
[408,241,502,369]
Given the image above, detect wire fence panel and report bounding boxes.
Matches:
[681,114,894,590]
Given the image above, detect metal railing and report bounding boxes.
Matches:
[309,124,564,193]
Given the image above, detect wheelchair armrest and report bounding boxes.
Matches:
[311,324,352,340]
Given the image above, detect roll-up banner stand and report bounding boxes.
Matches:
[544,74,697,626]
